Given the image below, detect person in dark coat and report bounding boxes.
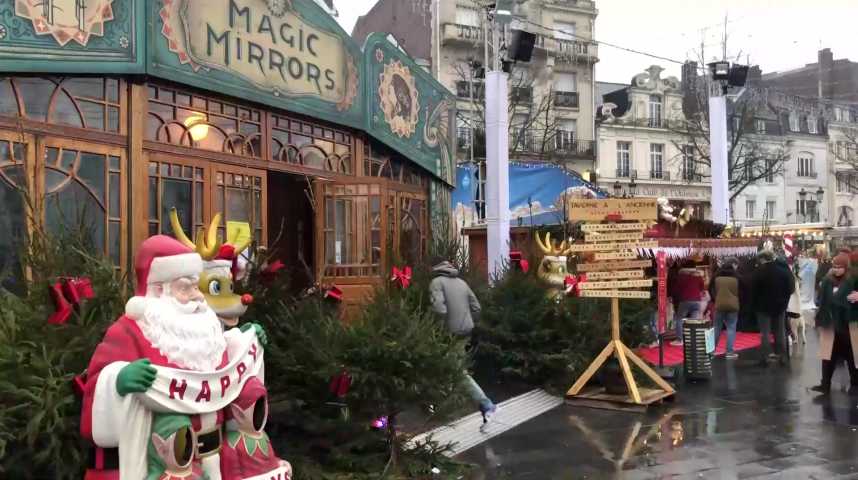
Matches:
[751,251,795,364]
[812,253,856,395]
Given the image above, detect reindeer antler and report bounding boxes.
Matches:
[535,231,569,256]
[169,207,222,260]
[226,223,252,255]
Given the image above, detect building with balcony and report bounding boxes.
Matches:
[827,103,858,246]
[596,66,713,218]
[354,0,599,178]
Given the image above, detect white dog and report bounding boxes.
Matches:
[787,276,807,346]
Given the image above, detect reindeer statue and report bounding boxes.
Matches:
[535,231,573,291]
[170,208,254,328]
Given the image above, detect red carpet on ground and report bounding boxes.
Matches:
[636,332,763,367]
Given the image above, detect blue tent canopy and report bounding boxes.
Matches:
[453,162,607,227]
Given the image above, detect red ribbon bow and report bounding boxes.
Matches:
[391,266,412,289]
[329,370,352,398]
[564,274,587,297]
[260,260,285,285]
[510,251,530,273]
[324,284,344,302]
[48,277,94,325]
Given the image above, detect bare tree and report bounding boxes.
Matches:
[453,60,569,162]
[830,124,858,173]
[670,85,790,201]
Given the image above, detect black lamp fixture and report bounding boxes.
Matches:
[628,178,638,197]
[613,180,622,198]
[708,61,731,81]
[798,188,807,201]
[708,62,751,94]
[815,187,825,203]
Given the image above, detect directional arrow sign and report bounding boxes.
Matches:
[580,222,651,233]
[577,260,653,272]
[594,251,638,260]
[579,290,651,299]
[566,240,659,253]
[585,231,645,243]
[580,279,654,290]
[585,270,646,281]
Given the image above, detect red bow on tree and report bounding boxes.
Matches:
[329,370,352,398]
[260,260,285,285]
[509,251,530,273]
[48,277,94,325]
[564,274,587,297]
[391,266,412,289]
[324,284,344,302]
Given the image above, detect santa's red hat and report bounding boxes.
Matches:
[125,235,203,318]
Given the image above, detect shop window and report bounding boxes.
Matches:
[0,140,27,290]
[213,170,265,244]
[148,85,262,158]
[0,77,121,132]
[271,114,352,174]
[43,146,122,266]
[322,183,381,278]
[399,196,427,265]
[148,161,206,239]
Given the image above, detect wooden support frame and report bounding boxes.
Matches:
[567,296,675,405]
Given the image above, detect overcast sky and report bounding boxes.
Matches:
[336,0,858,84]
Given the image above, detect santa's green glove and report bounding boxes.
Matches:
[117,359,157,396]
[240,322,268,347]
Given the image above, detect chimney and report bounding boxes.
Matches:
[747,65,762,84]
[818,48,834,99]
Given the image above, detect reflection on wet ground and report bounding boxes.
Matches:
[460,336,858,479]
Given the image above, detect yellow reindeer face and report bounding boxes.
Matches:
[199,269,247,328]
[535,232,572,288]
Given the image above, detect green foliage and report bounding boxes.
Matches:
[0,223,128,479]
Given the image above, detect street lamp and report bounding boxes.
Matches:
[629,178,638,197]
[613,180,622,198]
[815,187,825,203]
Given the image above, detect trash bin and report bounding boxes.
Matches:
[683,319,711,380]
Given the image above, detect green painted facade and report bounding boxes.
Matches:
[0,0,455,186]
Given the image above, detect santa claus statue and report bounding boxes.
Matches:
[80,235,291,480]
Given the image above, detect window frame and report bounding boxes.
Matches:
[616,141,631,177]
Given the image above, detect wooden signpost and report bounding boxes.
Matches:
[566,199,675,407]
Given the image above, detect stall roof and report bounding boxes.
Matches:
[0,0,456,186]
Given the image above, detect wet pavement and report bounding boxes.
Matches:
[460,335,858,479]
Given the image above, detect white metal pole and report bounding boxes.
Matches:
[709,94,730,224]
[485,15,509,280]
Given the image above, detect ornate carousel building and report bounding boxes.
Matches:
[0,0,456,306]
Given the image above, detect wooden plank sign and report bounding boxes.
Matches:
[580,222,651,233]
[565,240,659,253]
[577,259,653,272]
[579,290,651,299]
[594,251,638,261]
[579,279,654,290]
[568,199,658,222]
[585,231,644,243]
[585,270,645,281]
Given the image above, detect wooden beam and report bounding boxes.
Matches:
[580,222,651,232]
[620,343,676,394]
[579,290,651,299]
[614,340,642,404]
[594,251,638,261]
[567,341,615,397]
[584,231,644,243]
[585,270,645,281]
[565,240,659,252]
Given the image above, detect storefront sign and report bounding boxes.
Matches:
[568,199,658,222]
[161,0,358,108]
[635,186,709,200]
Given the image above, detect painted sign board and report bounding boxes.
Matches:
[579,279,654,290]
[585,270,645,281]
[577,260,653,272]
[585,231,644,243]
[568,199,658,222]
[579,290,651,299]
[594,251,638,261]
[0,0,145,73]
[565,240,659,253]
[580,222,651,233]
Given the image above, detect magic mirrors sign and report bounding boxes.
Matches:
[160,0,358,110]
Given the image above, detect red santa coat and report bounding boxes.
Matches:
[81,315,228,479]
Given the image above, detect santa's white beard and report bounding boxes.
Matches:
[136,296,227,371]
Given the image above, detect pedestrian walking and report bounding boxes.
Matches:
[812,253,858,395]
[428,259,497,423]
[751,251,795,365]
[710,258,741,359]
[672,263,705,346]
